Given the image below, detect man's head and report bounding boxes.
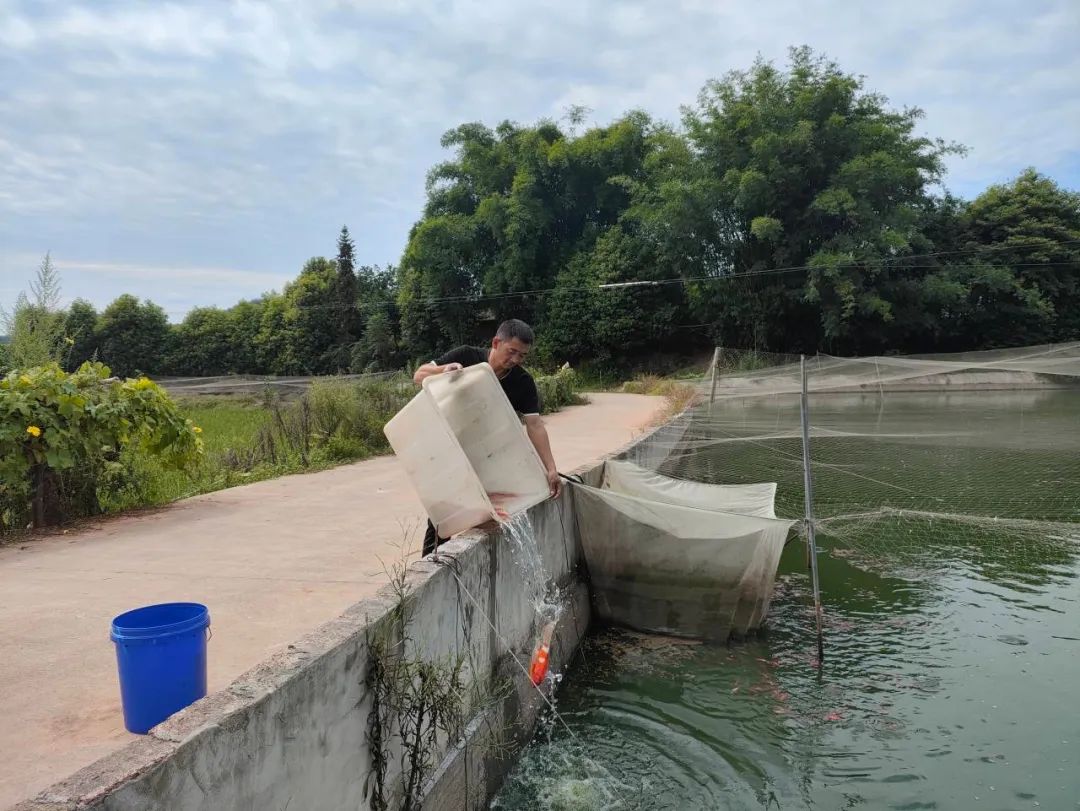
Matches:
[489,319,534,375]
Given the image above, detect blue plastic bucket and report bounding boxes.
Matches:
[110,602,210,734]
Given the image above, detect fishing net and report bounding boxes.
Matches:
[573,460,795,640]
[639,342,1080,576]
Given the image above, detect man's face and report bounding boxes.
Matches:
[490,336,531,373]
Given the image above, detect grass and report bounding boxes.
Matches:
[97,378,415,515]
[93,368,594,520]
[620,375,701,424]
[130,400,275,505]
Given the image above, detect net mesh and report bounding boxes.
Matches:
[643,343,1080,575]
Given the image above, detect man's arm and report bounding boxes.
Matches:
[524,415,561,498]
[412,347,470,385]
[413,360,462,385]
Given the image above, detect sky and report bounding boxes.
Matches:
[1,0,1078,321]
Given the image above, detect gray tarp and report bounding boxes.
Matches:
[574,461,795,640]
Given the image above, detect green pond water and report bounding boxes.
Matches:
[492,390,1080,810]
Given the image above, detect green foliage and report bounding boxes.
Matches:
[677,46,961,351]
[2,253,67,370]
[352,308,403,372]
[330,226,363,365]
[0,362,202,529]
[228,298,265,374]
[960,169,1080,343]
[96,294,171,377]
[63,299,99,370]
[534,366,588,414]
[167,307,236,375]
[398,112,668,356]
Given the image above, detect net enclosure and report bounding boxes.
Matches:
[573,343,1080,639]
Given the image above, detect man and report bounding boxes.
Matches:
[414,318,561,555]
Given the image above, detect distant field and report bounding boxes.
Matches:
[100,400,277,512]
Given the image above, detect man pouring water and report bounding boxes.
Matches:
[413,319,562,555]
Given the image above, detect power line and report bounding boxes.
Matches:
[152,238,1080,316]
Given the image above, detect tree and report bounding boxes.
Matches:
[2,253,67,369]
[398,112,660,359]
[229,298,265,374]
[254,293,294,375]
[96,294,171,377]
[288,257,339,373]
[961,169,1080,342]
[351,307,401,372]
[251,258,339,375]
[63,299,100,370]
[328,226,362,369]
[676,47,962,352]
[167,307,235,375]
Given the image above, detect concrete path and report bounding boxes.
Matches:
[0,393,662,808]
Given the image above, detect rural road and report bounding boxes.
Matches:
[0,392,663,808]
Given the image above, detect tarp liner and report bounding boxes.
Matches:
[601,459,779,518]
[574,461,795,641]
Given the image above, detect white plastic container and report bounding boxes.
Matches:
[383,363,550,537]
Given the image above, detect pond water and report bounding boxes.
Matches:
[492,390,1080,810]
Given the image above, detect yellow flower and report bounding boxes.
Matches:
[19,374,31,385]
[192,426,203,434]
[65,336,75,345]
[26,425,42,438]
[133,377,155,390]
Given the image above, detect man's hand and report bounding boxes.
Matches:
[524,415,560,500]
[413,361,463,385]
[546,468,562,499]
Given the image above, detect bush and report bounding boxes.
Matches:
[307,374,414,456]
[212,374,416,476]
[534,366,588,414]
[0,362,202,530]
[620,374,699,421]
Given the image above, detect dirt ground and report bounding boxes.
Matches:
[0,392,663,808]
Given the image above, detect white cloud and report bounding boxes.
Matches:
[0,0,1077,316]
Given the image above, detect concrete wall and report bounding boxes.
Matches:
[10,481,590,811]
[11,415,689,811]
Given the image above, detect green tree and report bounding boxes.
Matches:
[351,307,401,371]
[287,257,339,373]
[252,258,339,374]
[96,294,170,377]
[229,298,265,374]
[167,307,235,375]
[63,299,100,370]
[398,113,661,359]
[255,293,293,374]
[3,253,67,369]
[328,226,362,370]
[675,47,961,352]
[961,169,1080,342]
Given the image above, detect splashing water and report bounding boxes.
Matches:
[503,511,564,626]
[490,737,639,811]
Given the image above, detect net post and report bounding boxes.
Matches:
[800,355,825,661]
[708,347,721,412]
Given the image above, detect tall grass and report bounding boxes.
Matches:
[620,375,700,424]
[98,376,416,514]
[94,369,589,519]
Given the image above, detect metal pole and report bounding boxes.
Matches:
[708,347,721,413]
[800,355,824,661]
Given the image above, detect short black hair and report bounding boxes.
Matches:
[495,318,534,345]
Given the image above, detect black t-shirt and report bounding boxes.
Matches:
[436,346,541,416]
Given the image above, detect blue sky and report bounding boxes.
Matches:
[2,0,1078,321]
